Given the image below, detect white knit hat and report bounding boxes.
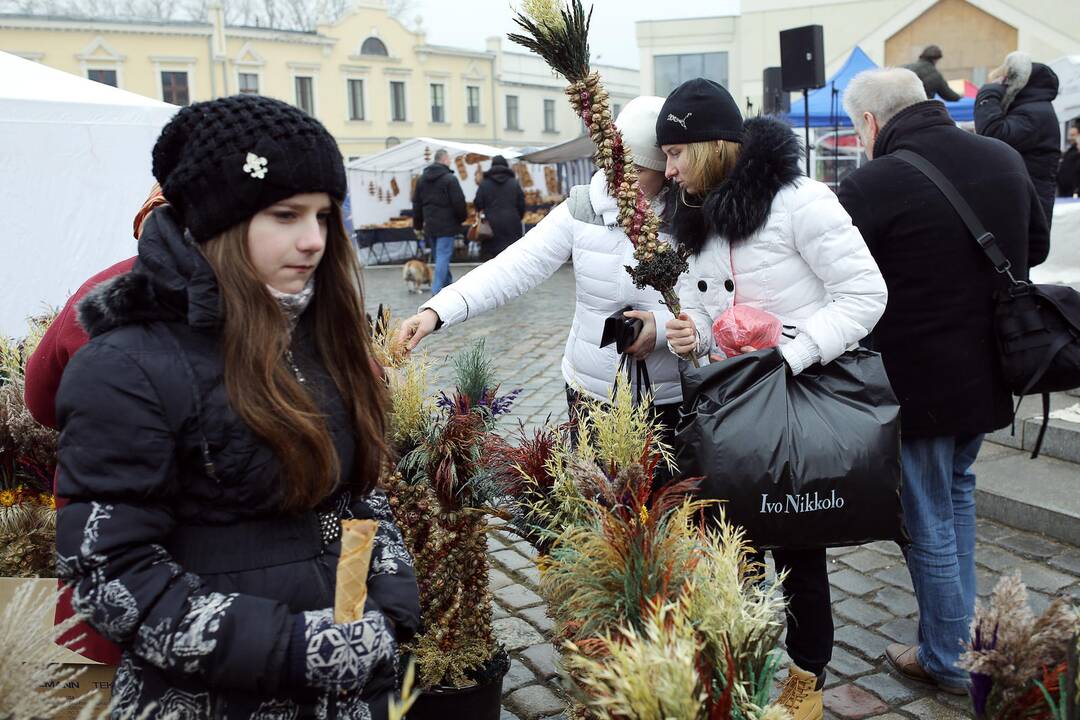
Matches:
[615,96,667,172]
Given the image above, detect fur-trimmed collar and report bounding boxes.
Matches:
[668,116,803,255]
[78,206,221,337]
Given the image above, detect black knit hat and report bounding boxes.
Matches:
[152,94,346,242]
[656,78,744,147]
[490,155,508,167]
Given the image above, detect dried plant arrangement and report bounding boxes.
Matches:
[486,380,790,719]
[0,311,59,577]
[959,571,1080,719]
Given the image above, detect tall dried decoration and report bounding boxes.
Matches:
[959,572,1080,719]
[380,334,518,689]
[509,0,696,366]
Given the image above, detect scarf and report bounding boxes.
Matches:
[267,278,315,332]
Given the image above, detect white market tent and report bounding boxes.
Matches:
[519,134,596,190]
[346,137,559,228]
[0,51,178,338]
[1050,55,1080,124]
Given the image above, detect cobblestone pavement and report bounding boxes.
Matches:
[363,264,1080,720]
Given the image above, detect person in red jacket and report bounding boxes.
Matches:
[23,183,166,664]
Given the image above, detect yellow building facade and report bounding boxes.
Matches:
[0,0,500,158]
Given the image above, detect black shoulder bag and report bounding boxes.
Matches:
[894,149,1080,458]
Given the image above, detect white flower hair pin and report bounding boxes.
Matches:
[243,152,268,180]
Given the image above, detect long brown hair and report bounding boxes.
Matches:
[202,203,389,512]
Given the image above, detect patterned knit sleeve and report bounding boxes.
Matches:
[55,342,292,693]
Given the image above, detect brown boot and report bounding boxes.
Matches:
[885,644,968,696]
[775,664,824,720]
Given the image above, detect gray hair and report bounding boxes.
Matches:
[433,148,450,163]
[843,68,927,141]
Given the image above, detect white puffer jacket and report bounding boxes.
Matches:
[422,171,682,404]
[670,118,887,374]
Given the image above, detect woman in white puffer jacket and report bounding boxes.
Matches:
[660,78,887,720]
[397,97,684,434]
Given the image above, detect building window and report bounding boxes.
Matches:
[238,72,259,94]
[347,78,365,120]
[161,71,190,105]
[295,76,315,115]
[505,94,520,130]
[88,68,117,87]
[543,99,556,132]
[653,52,728,97]
[466,85,481,124]
[430,83,445,123]
[390,80,407,121]
[361,37,388,56]
[612,102,622,118]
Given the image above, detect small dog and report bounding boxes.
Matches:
[402,258,433,294]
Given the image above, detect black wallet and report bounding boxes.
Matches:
[600,306,643,354]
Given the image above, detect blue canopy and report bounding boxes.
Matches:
[783,46,975,127]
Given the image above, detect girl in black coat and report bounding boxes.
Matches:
[473,155,526,258]
[55,94,419,719]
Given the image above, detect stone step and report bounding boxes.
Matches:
[985,391,1080,464]
[973,441,1080,545]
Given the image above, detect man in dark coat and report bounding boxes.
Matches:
[473,155,526,258]
[1058,122,1080,197]
[975,52,1061,229]
[838,67,1050,696]
[412,148,467,293]
[903,45,961,102]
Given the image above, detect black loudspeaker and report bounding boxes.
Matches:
[780,25,825,91]
[762,67,790,115]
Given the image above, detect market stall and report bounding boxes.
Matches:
[346,138,563,265]
[518,134,597,192]
[0,51,178,339]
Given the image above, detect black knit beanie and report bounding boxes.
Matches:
[491,155,508,167]
[656,78,744,146]
[152,94,346,242]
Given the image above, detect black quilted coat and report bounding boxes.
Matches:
[975,64,1061,229]
[55,206,419,719]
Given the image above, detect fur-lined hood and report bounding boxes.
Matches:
[78,205,221,337]
[668,116,802,255]
[992,52,1059,111]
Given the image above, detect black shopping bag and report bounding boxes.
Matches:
[675,347,903,550]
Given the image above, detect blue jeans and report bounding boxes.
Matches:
[900,433,983,688]
[431,236,454,294]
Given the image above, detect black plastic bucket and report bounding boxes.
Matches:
[405,651,509,720]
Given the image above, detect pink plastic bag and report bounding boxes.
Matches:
[712,305,782,358]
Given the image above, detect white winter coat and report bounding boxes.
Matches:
[422,171,683,404]
[676,177,888,374]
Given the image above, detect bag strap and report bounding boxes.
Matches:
[1030,392,1051,460]
[891,150,1017,280]
[617,353,653,406]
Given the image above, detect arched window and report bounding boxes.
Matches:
[361,37,388,56]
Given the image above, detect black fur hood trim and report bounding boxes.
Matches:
[669,116,803,255]
[76,205,219,337]
[78,272,168,338]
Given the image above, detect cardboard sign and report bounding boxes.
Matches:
[0,577,117,716]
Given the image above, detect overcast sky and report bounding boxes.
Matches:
[411,0,741,69]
